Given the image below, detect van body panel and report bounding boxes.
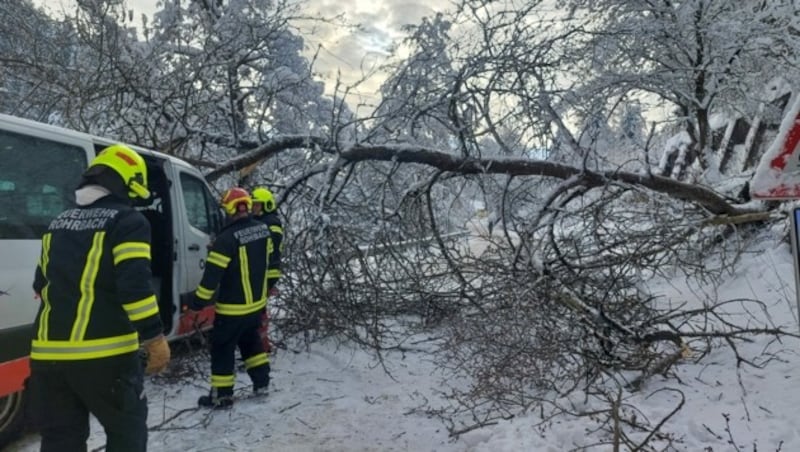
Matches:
[0,242,43,332]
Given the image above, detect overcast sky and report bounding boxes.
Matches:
[293,0,445,103]
[35,0,446,104]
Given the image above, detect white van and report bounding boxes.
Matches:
[0,113,249,446]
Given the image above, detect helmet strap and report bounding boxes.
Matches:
[129,180,150,199]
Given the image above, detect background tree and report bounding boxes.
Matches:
[559,0,800,180]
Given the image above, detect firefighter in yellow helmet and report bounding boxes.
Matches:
[251,187,284,295]
[29,144,170,452]
[250,187,283,367]
[185,187,272,408]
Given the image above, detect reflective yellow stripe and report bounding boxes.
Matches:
[269,225,283,235]
[39,233,52,277]
[239,246,253,304]
[261,238,274,300]
[244,353,269,369]
[112,241,150,265]
[268,269,282,278]
[37,234,53,341]
[30,332,139,360]
[196,285,214,300]
[211,374,235,388]
[215,299,266,316]
[261,257,269,301]
[70,232,105,341]
[123,295,159,321]
[38,285,51,341]
[207,251,231,268]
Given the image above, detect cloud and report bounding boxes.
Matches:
[385,2,437,29]
[35,0,447,101]
[302,0,444,99]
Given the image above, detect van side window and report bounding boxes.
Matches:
[0,130,86,239]
[180,173,215,234]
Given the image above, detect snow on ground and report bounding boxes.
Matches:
[9,230,800,451]
[9,333,462,452]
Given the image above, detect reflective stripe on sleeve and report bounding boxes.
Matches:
[112,242,151,265]
[268,269,282,278]
[123,295,159,321]
[37,234,53,340]
[31,332,139,360]
[196,285,214,300]
[39,233,52,278]
[207,251,231,268]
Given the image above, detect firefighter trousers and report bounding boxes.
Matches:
[28,351,147,452]
[210,311,270,396]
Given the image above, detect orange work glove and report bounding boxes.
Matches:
[143,334,171,375]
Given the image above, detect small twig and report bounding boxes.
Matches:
[723,413,742,452]
[448,421,500,437]
[631,388,685,451]
[295,417,318,430]
[149,407,203,430]
[702,423,724,441]
[278,401,302,414]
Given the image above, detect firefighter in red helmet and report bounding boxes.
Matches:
[29,144,170,451]
[185,187,272,408]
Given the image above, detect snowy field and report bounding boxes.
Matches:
[8,228,800,451]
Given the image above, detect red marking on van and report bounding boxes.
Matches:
[0,357,30,397]
[177,306,215,335]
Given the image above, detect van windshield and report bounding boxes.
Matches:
[0,130,87,239]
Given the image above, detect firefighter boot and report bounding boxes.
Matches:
[250,364,270,395]
[198,387,234,409]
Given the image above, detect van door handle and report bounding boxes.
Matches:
[188,244,200,251]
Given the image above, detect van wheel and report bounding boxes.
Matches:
[0,390,26,448]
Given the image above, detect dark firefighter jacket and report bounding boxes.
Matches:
[31,196,163,361]
[254,212,283,287]
[195,216,271,316]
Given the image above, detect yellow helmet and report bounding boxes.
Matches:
[252,187,275,212]
[220,187,252,215]
[90,144,150,199]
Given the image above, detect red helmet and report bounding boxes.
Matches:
[220,187,252,215]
